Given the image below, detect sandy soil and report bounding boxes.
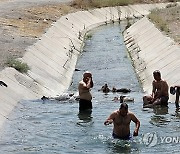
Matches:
[0,0,76,71]
[0,0,179,71]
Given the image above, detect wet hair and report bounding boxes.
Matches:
[153,70,161,77]
[83,71,92,77]
[119,103,128,110]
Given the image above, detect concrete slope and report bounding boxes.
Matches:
[124,16,180,102]
[0,3,172,129]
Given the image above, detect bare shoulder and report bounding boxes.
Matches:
[79,80,83,84]
[152,80,156,83]
[152,80,157,85]
[78,80,85,87]
[161,80,168,86]
[162,80,168,84]
[128,111,136,117]
[111,110,119,116]
[113,110,119,114]
[128,111,134,115]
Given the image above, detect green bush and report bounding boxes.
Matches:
[6,59,30,73]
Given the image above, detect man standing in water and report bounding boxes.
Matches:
[143,70,169,108]
[104,103,140,140]
[78,71,94,111]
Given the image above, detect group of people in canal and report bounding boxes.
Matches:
[1,69,179,141]
[78,70,179,140]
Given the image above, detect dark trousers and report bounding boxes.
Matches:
[79,99,92,111]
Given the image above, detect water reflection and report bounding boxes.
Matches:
[150,106,170,127]
[107,139,140,154]
[175,109,180,118]
[77,110,93,124]
[153,106,168,115]
[170,109,180,120]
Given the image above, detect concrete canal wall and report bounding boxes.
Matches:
[123,16,180,102]
[0,3,176,128]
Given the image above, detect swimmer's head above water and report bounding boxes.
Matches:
[83,71,92,78]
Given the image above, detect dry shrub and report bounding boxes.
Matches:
[71,0,175,9]
[148,9,169,33]
[71,0,133,9]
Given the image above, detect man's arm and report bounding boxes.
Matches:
[104,112,115,125]
[131,113,140,136]
[152,81,156,98]
[85,77,93,89]
[79,80,91,90]
[86,73,93,88]
[88,77,93,88]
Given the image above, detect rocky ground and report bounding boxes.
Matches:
[0,0,179,71]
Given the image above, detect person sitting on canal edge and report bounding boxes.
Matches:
[143,70,169,108]
[170,85,180,109]
[104,103,140,140]
[78,71,94,111]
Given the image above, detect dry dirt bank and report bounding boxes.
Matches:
[0,0,179,71]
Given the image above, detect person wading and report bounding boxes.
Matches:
[78,71,94,111]
[104,103,140,140]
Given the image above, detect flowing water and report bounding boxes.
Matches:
[0,22,179,154]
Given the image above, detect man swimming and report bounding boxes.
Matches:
[98,83,110,93]
[104,103,140,140]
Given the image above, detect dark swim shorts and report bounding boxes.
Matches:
[112,132,132,140]
[160,96,169,106]
[79,99,92,111]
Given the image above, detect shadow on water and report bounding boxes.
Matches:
[150,106,170,127]
[77,110,93,123]
[153,106,169,115]
[105,138,141,154]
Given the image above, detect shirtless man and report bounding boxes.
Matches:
[170,85,180,109]
[78,71,94,111]
[143,70,169,108]
[104,103,140,140]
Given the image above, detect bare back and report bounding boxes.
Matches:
[152,79,169,97]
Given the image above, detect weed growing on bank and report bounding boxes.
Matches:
[71,0,178,9]
[6,59,30,74]
[148,9,169,33]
